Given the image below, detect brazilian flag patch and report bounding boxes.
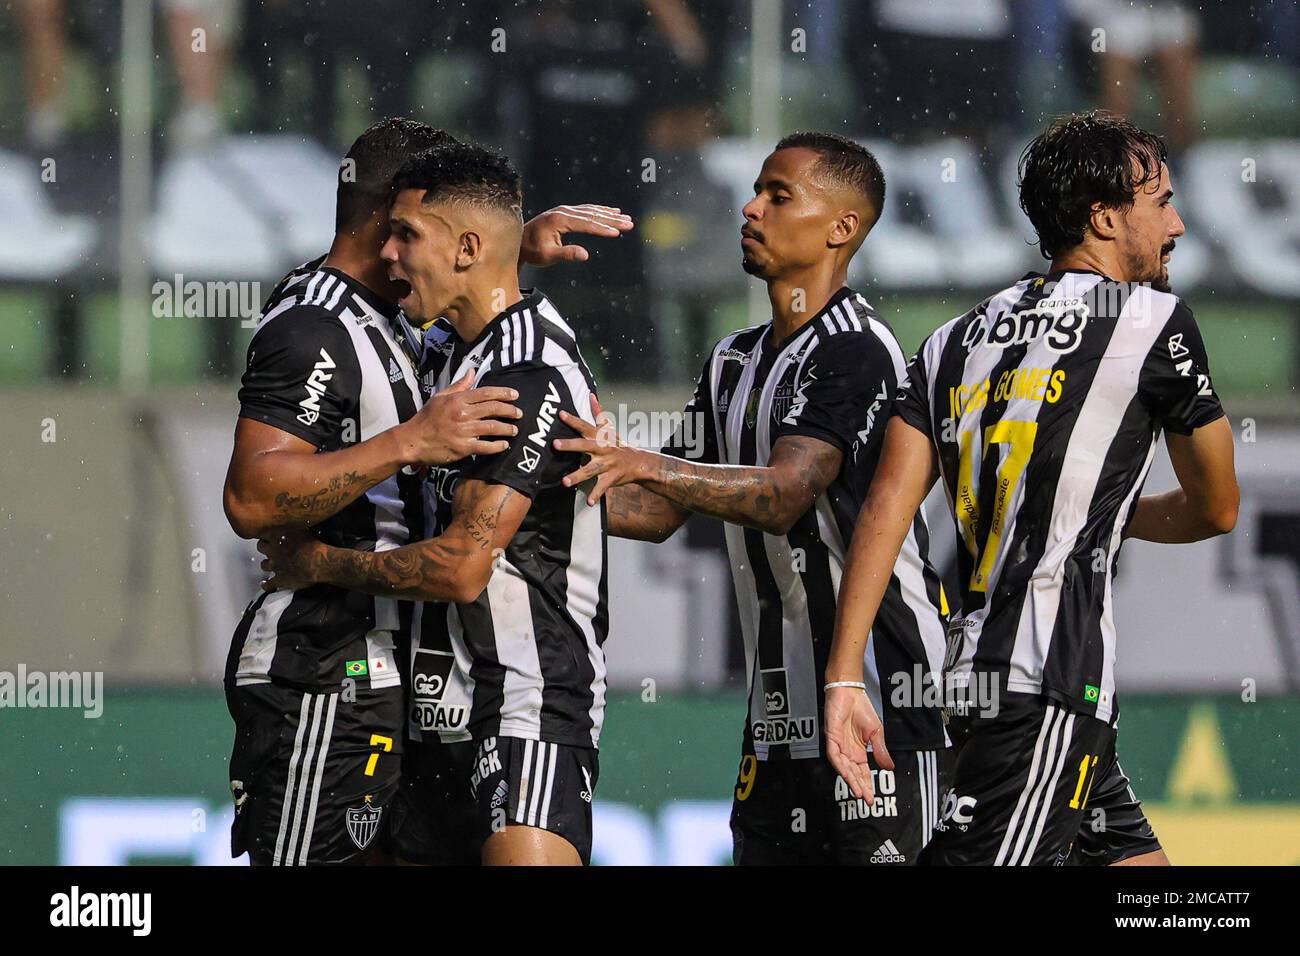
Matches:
[346,659,369,677]
[1083,684,1100,703]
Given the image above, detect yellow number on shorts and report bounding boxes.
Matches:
[364,734,393,777]
[735,755,757,802]
[1069,753,1100,809]
[954,419,1039,593]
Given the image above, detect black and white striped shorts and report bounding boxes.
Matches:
[923,691,1117,866]
[470,735,599,865]
[227,681,404,865]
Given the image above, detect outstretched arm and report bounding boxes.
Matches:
[259,478,529,604]
[520,205,633,267]
[555,398,841,537]
[823,418,939,803]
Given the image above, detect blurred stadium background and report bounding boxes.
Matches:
[0,0,1297,865]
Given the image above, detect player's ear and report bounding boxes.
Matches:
[457,230,482,269]
[1089,203,1120,241]
[828,210,860,249]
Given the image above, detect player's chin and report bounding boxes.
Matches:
[740,255,769,277]
[1153,267,1173,294]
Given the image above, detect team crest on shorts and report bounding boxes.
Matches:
[345,797,383,850]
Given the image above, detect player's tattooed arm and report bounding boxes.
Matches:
[258,481,530,603]
[224,371,520,539]
[604,485,691,542]
[520,205,634,267]
[555,396,841,536]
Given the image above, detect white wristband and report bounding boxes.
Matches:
[823,681,867,692]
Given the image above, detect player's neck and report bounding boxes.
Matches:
[1049,245,1124,283]
[446,272,523,343]
[324,232,398,307]
[765,266,848,345]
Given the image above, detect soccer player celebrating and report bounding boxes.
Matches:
[553,132,950,865]
[224,118,630,866]
[259,142,609,867]
[823,112,1239,866]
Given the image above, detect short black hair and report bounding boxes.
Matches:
[391,141,523,222]
[1018,111,1168,259]
[336,118,459,233]
[774,130,886,218]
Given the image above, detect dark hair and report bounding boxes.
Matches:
[336,118,459,233]
[391,141,523,221]
[1018,111,1168,259]
[774,130,886,218]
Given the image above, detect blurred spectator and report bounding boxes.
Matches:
[842,0,1015,144]
[162,0,237,150]
[240,0,433,150]
[14,0,69,149]
[1067,0,1200,153]
[13,0,235,151]
[496,0,714,380]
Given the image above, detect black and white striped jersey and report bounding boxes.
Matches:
[894,269,1226,725]
[409,289,609,750]
[663,287,950,760]
[226,263,425,692]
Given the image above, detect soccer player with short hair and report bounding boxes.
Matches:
[553,132,950,865]
[224,117,630,866]
[823,111,1239,866]
[260,141,609,867]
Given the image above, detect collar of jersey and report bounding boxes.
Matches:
[458,288,547,350]
[765,284,855,353]
[1019,267,1112,284]
[319,267,402,323]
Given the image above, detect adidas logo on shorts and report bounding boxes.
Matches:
[490,780,509,810]
[870,839,906,864]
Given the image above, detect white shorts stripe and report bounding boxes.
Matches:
[284,693,327,865]
[295,692,338,864]
[537,743,559,830]
[272,693,313,866]
[1018,711,1077,865]
[994,704,1062,865]
[516,738,534,824]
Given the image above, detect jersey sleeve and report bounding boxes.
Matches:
[774,331,899,454]
[457,362,582,499]
[237,308,360,448]
[892,332,937,440]
[660,354,720,464]
[1139,299,1226,435]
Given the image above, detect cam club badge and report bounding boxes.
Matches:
[345,796,383,851]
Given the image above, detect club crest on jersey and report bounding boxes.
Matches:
[296,348,336,425]
[345,798,383,850]
[963,302,1090,354]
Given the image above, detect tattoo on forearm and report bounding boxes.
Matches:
[643,437,840,532]
[272,470,371,521]
[311,487,517,599]
[607,484,686,540]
